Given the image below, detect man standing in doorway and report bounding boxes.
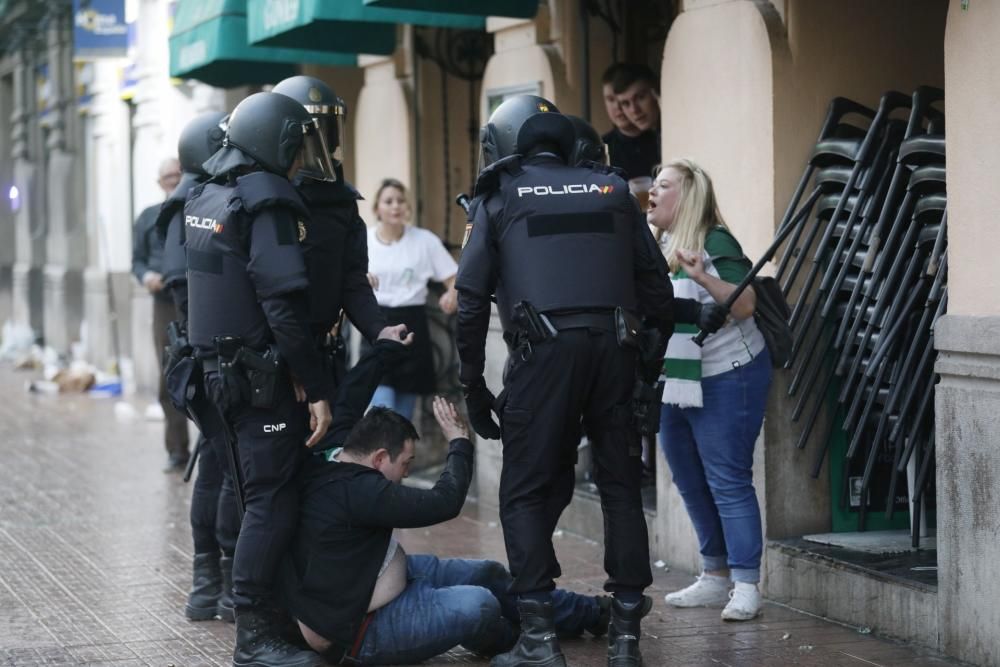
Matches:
[132,157,189,473]
[601,64,660,181]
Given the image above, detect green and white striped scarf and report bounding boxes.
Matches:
[661,254,718,408]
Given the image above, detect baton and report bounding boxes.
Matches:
[692,207,802,346]
[182,436,202,482]
[456,193,471,214]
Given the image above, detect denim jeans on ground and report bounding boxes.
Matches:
[658,347,772,584]
[356,555,598,664]
[370,385,418,421]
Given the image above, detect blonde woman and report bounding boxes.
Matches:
[647,159,772,621]
[366,178,458,420]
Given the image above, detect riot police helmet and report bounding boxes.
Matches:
[273,75,347,180]
[565,115,607,166]
[202,91,337,181]
[479,95,575,169]
[177,111,228,177]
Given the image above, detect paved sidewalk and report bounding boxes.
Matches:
[0,369,964,666]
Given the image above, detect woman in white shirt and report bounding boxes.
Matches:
[366,178,458,420]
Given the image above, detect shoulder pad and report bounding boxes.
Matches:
[474,154,523,198]
[341,179,363,201]
[580,160,628,180]
[233,172,310,219]
[155,173,201,238]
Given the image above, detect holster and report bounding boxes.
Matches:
[163,320,200,414]
[614,306,642,349]
[210,336,284,412]
[511,300,557,344]
[235,345,282,409]
[318,332,348,389]
[632,378,664,437]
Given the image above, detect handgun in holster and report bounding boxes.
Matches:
[631,325,670,436]
[512,301,558,344]
[213,335,250,411]
[235,345,282,409]
[163,320,192,374]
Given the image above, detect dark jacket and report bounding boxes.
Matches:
[281,437,474,653]
[298,177,386,343]
[131,203,171,302]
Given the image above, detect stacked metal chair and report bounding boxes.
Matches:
[772,88,946,545]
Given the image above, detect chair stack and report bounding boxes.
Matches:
[772,88,946,544]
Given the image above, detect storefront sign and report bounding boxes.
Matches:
[73,0,129,59]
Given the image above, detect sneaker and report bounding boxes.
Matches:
[721,582,761,621]
[663,574,730,608]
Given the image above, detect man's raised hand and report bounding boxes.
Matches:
[433,396,469,442]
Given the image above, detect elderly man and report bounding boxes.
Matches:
[132,157,188,472]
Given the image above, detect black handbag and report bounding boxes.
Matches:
[751,276,792,368]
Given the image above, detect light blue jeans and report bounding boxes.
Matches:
[370,385,418,421]
[659,348,772,584]
[356,555,599,664]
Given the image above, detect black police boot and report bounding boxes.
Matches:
[490,599,567,667]
[217,556,235,623]
[185,553,222,621]
[607,595,653,667]
[585,595,613,638]
[233,607,324,667]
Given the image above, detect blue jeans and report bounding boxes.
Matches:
[658,348,772,584]
[356,555,598,664]
[370,385,418,421]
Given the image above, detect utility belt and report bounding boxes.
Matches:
[202,336,286,411]
[504,302,635,348]
[504,301,667,437]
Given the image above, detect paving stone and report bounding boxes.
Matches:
[0,368,968,667]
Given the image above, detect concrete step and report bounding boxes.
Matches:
[765,538,938,650]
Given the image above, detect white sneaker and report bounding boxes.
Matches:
[663,574,730,608]
[721,582,761,621]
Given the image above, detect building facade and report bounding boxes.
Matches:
[2,1,998,664]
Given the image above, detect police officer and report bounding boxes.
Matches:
[156,110,241,624]
[455,96,674,667]
[566,114,608,166]
[271,76,400,390]
[186,91,335,667]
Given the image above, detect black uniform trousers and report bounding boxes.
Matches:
[205,373,308,608]
[189,394,242,557]
[498,327,652,596]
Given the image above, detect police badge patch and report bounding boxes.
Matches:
[462,223,473,249]
[298,221,307,242]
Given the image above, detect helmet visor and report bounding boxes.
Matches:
[304,99,347,166]
[298,118,338,182]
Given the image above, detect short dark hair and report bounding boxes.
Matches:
[344,407,419,461]
[601,63,628,86]
[612,64,659,95]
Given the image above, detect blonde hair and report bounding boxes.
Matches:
[658,158,727,274]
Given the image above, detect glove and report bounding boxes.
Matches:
[462,377,501,440]
[695,303,728,335]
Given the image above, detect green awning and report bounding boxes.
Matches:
[169,0,356,88]
[246,0,486,54]
[362,0,538,18]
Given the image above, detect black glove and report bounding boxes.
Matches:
[462,377,500,440]
[674,298,728,336]
[696,303,729,335]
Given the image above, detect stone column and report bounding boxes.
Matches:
[10,44,45,338]
[82,59,134,373]
[0,68,16,325]
[42,7,86,354]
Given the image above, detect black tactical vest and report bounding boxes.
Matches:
[157,173,202,291]
[184,172,309,354]
[297,179,363,331]
[494,159,637,320]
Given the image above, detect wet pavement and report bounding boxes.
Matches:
[0,368,967,666]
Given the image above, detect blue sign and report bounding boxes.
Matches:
[73,0,128,59]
